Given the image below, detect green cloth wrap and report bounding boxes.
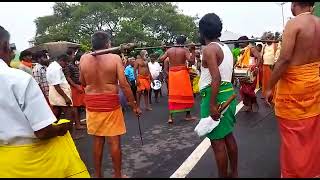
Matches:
[200,82,237,140]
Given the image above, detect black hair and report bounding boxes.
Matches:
[176,35,187,45]
[0,26,10,41]
[199,13,223,40]
[10,43,16,51]
[57,54,69,62]
[150,53,157,59]
[238,36,249,41]
[19,50,33,60]
[75,52,84,61]
[91,31,110,51]
[295,2,315,7]
[66,48,74,56]
[33,51,47,61]
[257,44,263,48]
[0,26,10,52]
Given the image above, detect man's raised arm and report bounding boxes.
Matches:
[160,51,168,62]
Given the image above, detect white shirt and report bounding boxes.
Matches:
[148,61,162,80]
[46,61,68,86]
[199,42,234,90]
[0,59,56,145]
[262,43,276,65]
[46,61,72,106]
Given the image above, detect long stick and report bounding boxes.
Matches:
[134,39,280,50]
[218,94,237,113]
[88,39,280,56]
[137,116,144,146]
[89,43,138,56]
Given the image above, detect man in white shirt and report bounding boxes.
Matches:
[148,53,162,103]
[0,26,89,178]
[261,33,278,98]
[46,54,73,127]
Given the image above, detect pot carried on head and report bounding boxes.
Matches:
[25,41,80,59]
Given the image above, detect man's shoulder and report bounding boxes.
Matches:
[6,67,33,84]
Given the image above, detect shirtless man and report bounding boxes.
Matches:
[80,31,141,178]
[163,57,170,95]
[134,50,153,111]
[265,2,320,178]
[160,35,196,123]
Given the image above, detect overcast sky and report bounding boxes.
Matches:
[0,2,292,51]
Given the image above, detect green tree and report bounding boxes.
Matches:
[33,2,198,49]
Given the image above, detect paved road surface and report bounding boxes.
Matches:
[73,87,280,178]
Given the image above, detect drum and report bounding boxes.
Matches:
[233,67,254,83]
[233,68,250,78]
[151,80,162,90]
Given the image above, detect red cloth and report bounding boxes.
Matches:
[277,115,320,178]
[21,60,33,68]
[137,74,151,92]
[168,66,194,112]
[71,86,85,107]
[240,78,257,106]
[84,93,120,112]
[262,65,273,97]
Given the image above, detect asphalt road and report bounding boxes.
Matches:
[73,87,281,178]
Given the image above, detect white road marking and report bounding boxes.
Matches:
[170,89,259,178]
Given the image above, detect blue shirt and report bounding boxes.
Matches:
[124,65,135,81]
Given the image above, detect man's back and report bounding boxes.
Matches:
[167,47,189,67]
[80,53,120,94]
[289,14,320,66]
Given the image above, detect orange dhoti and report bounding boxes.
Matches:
[84,93,126,137]
[262,64,273,97]
[71,85,85,107]
[275,61,320,178]
[168,66,195,113]
[137,74,151,92]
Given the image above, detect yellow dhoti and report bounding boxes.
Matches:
[0,132,90,178]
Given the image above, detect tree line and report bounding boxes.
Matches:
[33,2,199,52]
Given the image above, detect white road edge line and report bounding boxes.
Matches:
[170,88,260,178]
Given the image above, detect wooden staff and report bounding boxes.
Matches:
[89,43,138,56]
[88,39,280,56]
[137,116,143,146]
[218,94,237,113]
[134,39,280,51]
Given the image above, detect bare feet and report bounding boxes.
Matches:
[75,125,87,130]
[184,116,197,121]
[243,106,252,112]
[146,107,153,111]
[113,175,129,178]
[252,103,259,112]
[229,172,239,178]
[72,134,85,140]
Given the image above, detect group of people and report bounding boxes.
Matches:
[231,32,281,113]
[14,48,87,132]
[0,1,319,178]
